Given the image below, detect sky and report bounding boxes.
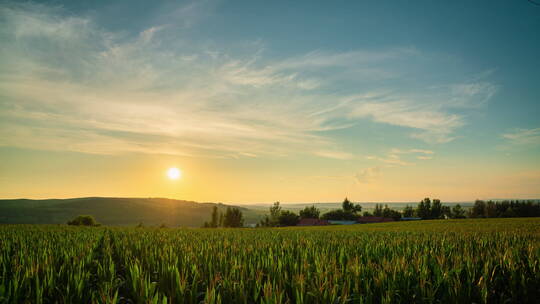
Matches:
[0,0,539,203]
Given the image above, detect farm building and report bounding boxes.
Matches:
[297,218,329,226]
[357,216,395,224]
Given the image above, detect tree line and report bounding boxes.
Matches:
[469,200,540,218]
[259,198,368,227]
[202,206,244,228]
[202,198,540,228]
[254,197,524,227]
[402,198,467,219]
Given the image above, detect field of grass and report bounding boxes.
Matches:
[1,218,539,303]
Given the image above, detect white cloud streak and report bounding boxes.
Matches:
[367,148,434,167]
[349,98,463,143]
[313,151,355,160]
[502,128,540,146]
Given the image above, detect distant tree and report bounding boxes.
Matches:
[485,201,497,218]
[470,200,486,218]
[470,200,540,218]
[136,222,144,228]
[391,210,402,220]
[321,209,358,221]
[416,198,432,219]
[363,211,373,217]
[159,223,167,228]
[381,204,402,220]
[279,210,300,226]
[342,198,362,214]
[218,212,224,227]
[510,200,540,217]
[210,206,219,228]
[416,200,425,218]
[269,201,282,225]
[431,199,442,219]
[403,205,415,217]
[382,204,392,218]
[373,204,383,217]
[223,207,244,228]
[259,216,271,227]
[260,202,283,227]
[424,198,432,217]
[67,215,99,226]
[299,205,320,219]
[322,198,363,220]
[203,206,222,228]
[501,207,516,218]
[451,204,466,218]
[441,205,452,219]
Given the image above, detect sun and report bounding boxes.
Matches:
[167,167,182,180]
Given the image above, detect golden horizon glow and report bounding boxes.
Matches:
[167,167,182,180]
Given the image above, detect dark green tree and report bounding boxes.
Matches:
[470,200,486,218]
[382,204,392,218]
[403,205,415,217]
[278,210,300,226]
[223,207,244,228]
[260,201,283,227]
[67,215,99,226]
[451,204,466,218]
[259,216,269,227]
[441,205,452,218]
[501,207,516,217]
[299,205,320,219]
[431,199,442,219]
[210,206,219,228]
[373,204,383,217]
[321,209,358,221]
[269,201,282,225]
[416,200,425,218]
[416,198,432,219]
[342,198,362,213]
[382,204,402,220]
[485,201,497,218]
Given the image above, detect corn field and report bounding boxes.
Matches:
[1,218,539,303]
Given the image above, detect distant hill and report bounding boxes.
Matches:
[0,197,264,227]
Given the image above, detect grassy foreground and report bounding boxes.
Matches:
[1,218,539,303]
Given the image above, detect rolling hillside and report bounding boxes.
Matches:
[0,197,264,227]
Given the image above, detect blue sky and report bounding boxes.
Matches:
[0,0,539,202]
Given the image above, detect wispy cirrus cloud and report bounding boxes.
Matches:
[366,148,434,167]
[313,150,355,160]
[502,128,540,146]
[366,155,412,166]
[355,166,381,184]
[0,2,497,158]
[345,86,498,144]
[391,148,434,155]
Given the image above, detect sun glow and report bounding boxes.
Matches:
[167,167,181,180]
